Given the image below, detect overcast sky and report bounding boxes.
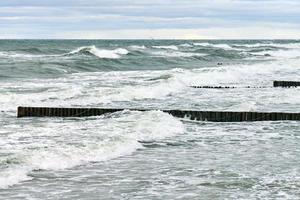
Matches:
[0,0,299,39]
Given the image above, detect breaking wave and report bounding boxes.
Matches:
[67,46,129,59]
[0,46,129,60]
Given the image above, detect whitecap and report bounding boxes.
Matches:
[193,42,235,50]
[193,42,210,47]
[152,45,179,50]
[179,43,193,48]
[129,45,147,50]
[68,45,129,59]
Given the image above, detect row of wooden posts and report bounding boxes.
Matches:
[191,81,300,89]
[17,107,300,122]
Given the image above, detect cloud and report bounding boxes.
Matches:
[0,0,299,39]
[54,25,300,39]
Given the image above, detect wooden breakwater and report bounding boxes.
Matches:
[190,86,267,89]
[191,81,300,89]
[273,81,300,87]
[191,86,236,89]
[17,107,300,122]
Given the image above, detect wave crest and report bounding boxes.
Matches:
[152,45,179,50]
[68,45,129,59]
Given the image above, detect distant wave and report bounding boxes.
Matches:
[129,45,147,50]
[193,42,210,47]
[0,51,54,59]
[179,43,193,48]
[251,49,300,59]
[152,45,179,50]
[67,46,129,59]
[0,46,129,60]
[193,43,234,50]
[233,42,300,49]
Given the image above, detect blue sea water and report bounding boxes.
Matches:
[0,40,300,199]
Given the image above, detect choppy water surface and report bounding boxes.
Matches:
[0,40,300,199]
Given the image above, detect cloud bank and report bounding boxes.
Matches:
[0,0,299,39]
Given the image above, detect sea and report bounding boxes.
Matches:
[0,40,299,199]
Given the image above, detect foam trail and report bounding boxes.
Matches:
[0,52,58,59]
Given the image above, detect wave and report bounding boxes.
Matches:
[0,110,184,189]
[67,46,129,59]
[251,49,300,59]
[0,46,129,60]
[152,45,179,50]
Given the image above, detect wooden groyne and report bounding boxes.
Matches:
[190,86,267,89]
[191,86,236,89]
[273,81,300,87]
[17,107,300,122]
[191,81,300,89]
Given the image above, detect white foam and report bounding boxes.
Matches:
[0,167,32,189]
[152,45,179,50]
[227,101,258,112]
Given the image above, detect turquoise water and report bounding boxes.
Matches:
[0,40,300,199]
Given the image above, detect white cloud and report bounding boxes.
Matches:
[0,0,300,39]
[57,25,300,39]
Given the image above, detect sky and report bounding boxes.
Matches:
[0,0,300,39]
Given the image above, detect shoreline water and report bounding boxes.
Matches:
[0,40,299,199]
